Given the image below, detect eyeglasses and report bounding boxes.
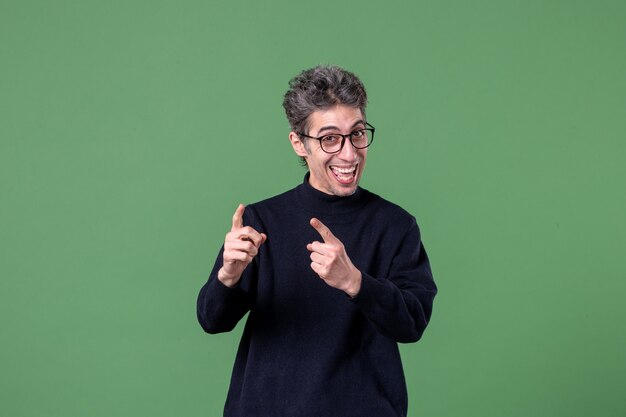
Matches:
[298,122,375,154]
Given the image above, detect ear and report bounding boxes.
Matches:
[289,132,309,158]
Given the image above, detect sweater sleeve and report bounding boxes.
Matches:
[196,248,257,334]
[350,220,437,343]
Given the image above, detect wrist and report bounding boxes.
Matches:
[217,267,241,288]
[345,270,362,298]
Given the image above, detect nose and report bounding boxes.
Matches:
[338,136,357,161]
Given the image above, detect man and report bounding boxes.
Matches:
[197,65,437,417]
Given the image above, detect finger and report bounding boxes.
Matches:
[310,218,338,243]
[309,251,325,264]
[306,241,327,255]
[236,227,265,248]
[310,261,327,279]
[231,203,245,231]
[226,251,254,263]
[225,240,258,257]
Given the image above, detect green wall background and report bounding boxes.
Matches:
[1,1,625,416]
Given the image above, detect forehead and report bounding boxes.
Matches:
[307,105,364,133]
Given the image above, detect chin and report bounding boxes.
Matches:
[330,182,359,197]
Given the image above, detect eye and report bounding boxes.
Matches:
[351,130,364,138]
[321,135,340,144]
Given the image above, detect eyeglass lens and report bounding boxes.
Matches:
[321,130,372,153]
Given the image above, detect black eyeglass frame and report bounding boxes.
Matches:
[297,122,376,154]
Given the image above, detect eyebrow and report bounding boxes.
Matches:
[316,120,366,135]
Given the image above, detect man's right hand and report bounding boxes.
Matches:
[217,204,267,287]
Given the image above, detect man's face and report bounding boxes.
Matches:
[289,104,368,197]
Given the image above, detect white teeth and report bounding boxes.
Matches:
[331,166,356,174]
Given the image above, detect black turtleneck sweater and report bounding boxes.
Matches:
[197,175,437,417]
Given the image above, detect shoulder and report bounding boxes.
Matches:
[362,188,415,219]
[247,186,297,212]
[360,188,420,233]
[240,186,299,227]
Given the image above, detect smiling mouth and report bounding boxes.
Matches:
[330,164,357,184]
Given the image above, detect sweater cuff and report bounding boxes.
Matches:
[349,272,381,308]
[210,274,243,299]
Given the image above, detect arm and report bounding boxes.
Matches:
[350,221,436,343]
[307,218,436,343]
[196,204,266,334]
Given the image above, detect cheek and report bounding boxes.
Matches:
[316,157,332,168]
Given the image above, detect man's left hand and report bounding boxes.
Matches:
[307,218,361,298]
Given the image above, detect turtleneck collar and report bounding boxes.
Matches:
[295,172,369,216]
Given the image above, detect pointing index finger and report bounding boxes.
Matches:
[310,218,337,243]
[231,204,245,231]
